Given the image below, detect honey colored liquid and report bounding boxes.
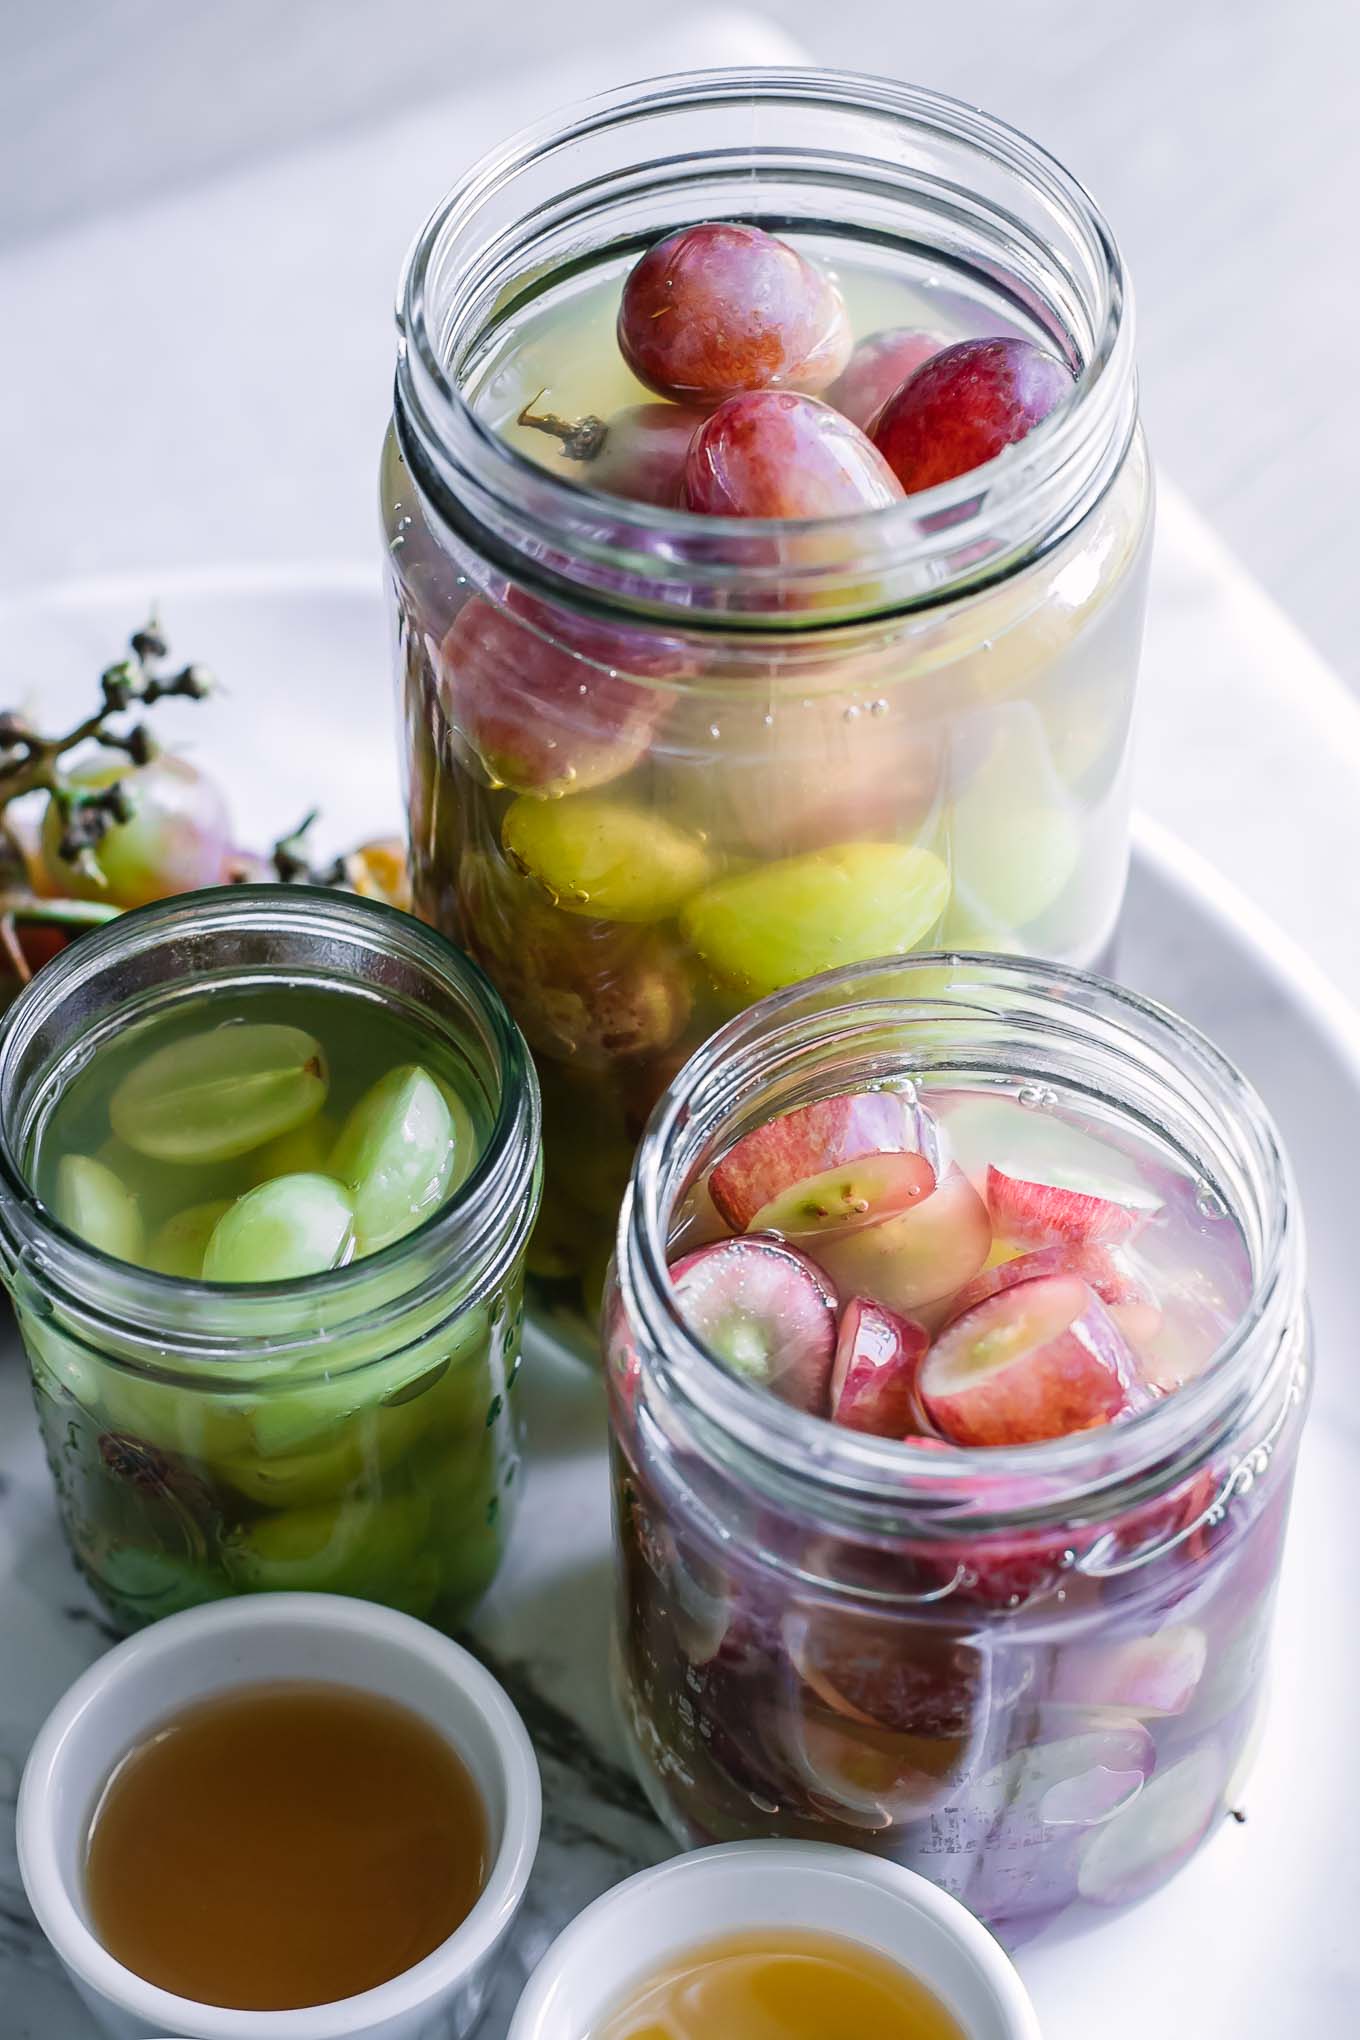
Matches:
[85,1682,488,2011]
[594,1928,969,2039]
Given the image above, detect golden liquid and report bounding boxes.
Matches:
[594,1928,969,2039]
[85,1682,488,2011]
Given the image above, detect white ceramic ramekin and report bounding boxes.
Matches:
[506,1839,1041,2039]
[17,1593,541,2040]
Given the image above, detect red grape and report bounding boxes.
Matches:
[437,588,682,796]
[618,224,851,404]
[683,391,904,518]
[40,753,231,907]
[873,337,1074,493]
[587,403,705,507]
[825,327,944,432]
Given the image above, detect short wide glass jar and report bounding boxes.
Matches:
[605,958,1308,1942]
[0,888,540,1634]
[384,70,1153,1329]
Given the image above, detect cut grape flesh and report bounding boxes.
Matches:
[202,1172,355,1283]
[110,1023,328,1164]
[330,1064,463,1254]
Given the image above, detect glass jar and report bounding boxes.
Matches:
[383,69,1153,1333]
[0,888,541,1633]
[605,956,1308,1942]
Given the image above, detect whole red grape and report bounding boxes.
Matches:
[438,588,683,796]
[618,224,851,405]
[586,403,706,507]
[873,337,1074,493]
[683,391,904,518]
[825,327,944,432]
[40,753,231,907]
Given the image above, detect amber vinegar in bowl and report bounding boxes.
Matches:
[85,1682,489,2012]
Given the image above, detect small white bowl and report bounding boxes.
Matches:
[18,1593,541,2040]
[507,1840,1040,2039]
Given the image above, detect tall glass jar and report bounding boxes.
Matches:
[384,69,1153,1332]
[0,888,540,1633]
[605,957,1308,1942]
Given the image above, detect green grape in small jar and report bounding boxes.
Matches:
[0,888,540,1633]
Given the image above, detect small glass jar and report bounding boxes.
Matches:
[383,70,1152,1330]
[0,888,541,1634]
[605,957,1308,1941]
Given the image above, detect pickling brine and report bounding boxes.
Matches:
[0,888,540,1632]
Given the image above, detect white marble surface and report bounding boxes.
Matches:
[2,827,1358,2040]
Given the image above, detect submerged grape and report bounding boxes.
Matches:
[330,1064,464,1254]
[202,1172,355,1283]
[55,1154,144,1261]
[145,1199,233,1278]
[110,1024,328,1164]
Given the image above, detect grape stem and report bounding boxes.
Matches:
[517,393,609,462]
[0,616,215,875]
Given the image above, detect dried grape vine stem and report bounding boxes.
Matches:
[0,618,215,880]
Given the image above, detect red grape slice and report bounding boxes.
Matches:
[986,1163,1151,1249]
[825,327,944,432]
[829,1299,929,1438]
[920,1272,1138,1446]
[1076,1745,1223,1906]
[669,1236,838,1413]
[618,223,851,403]
[683,391,904,518]
[816,1165,992,1313]
[946,1242,1157,1332]
[1050,1623,1208,1719]
[709,1090,926,1232]
[873,336,1074,493]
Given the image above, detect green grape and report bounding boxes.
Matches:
[202,1173,354,1283]
[501,793,712,922]
[54,1154,144,1262]
[330,1064,463,1254]
[228,1490,431,1596]
[680,842,951,998]
[245,1111,338,1186]
[110,1023,328,1164]
[145,1198,233,1278]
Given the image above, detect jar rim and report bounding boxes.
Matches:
[0,886,540,1365]
[394,66,1138,626]
[618,952,1304,1526]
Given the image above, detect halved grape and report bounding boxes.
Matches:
[110,1023,328,1163]
[330,1064,462,1254]
[202,1172,354,1283]
[54,1153,144,1261]
[145,1198,233,1278]
[245,1112,337,1185]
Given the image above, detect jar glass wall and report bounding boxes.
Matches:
[605,957,1308,1942]
[384,71,1153,1334]
[0,888,541,1633]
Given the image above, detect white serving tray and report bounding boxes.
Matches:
[0,572,1355,2039]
